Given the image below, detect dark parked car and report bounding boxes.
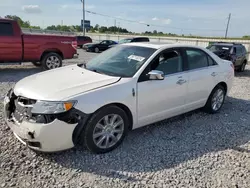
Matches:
[76,36,92,48]
[207,42,248,72]
[83,40,117,53]
[119,37,150,43]
[108,37,150,48]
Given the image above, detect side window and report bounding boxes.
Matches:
[232,47,236,54]
[236,46,242,55]
[241,46,246,54]
[0,22,13,36]
[153,50,183,75]
[186,49,208,70]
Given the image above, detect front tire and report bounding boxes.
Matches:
[94,47,100,53]
[204,85,226,114]
[81,105,129,154]
[41,52,62,70]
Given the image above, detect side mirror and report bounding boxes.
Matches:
[147,70,165,80]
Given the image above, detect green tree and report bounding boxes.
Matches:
[5,15,31,28]
[94,24,99,30]
[99,26,108,33]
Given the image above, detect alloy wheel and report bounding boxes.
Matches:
[211,88,225,111]
[93,114,124,149]
[46,56,60,69]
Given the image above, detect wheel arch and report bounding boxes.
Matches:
[72,102,134,145]
[40,49,64,61]
[216,81,228,94]
[95,103,134,131]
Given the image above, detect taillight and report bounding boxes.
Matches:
[71,41,77,49]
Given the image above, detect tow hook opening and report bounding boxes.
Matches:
[28,131,35,139]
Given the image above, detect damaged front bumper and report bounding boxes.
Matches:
[3,89,80,152]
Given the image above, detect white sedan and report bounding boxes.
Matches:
[4,43,234,153]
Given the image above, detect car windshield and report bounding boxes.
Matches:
[119,39,132,44]
[85,45,156,77]
[207,45,232,52]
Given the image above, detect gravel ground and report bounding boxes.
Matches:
[0,50,250,188]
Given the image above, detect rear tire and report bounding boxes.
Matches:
[239,61,247,72]
[204,85,226,114]
[41,52,62,70]
[80,105,129,154]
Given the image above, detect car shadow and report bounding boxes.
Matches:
[234,66,250,78]
[42,96,250,182]
[0,66,42,83]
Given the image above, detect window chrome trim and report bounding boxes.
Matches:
[163,64,220,78]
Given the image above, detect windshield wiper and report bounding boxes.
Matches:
[77,62,86,68]
[91,69,106,75]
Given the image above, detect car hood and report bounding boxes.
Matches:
[13,64,120,101]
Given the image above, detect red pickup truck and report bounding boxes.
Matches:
[0,18,78,70]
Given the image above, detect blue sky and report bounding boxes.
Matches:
[0,0,250,37]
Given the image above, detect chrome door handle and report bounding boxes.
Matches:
[176,79,187,85]
[211,72,217,77]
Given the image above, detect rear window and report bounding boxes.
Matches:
[207,45,232,53]
[0,22,13,36]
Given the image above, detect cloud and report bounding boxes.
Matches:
[86,5,95,9]
[139,21,146,24]
[60,4,95,10]
[152,17,172,24]
[152,17,159,21]
[162,18,172,25]
[22,5,42,14]
[60,5,68,9]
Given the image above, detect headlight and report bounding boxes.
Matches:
[31,101,77,114]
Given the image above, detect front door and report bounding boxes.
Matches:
[0,22,22,62]
[99,40,110,51]
[137,48,189,128]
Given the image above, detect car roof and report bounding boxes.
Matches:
[212,42,243,46]
[124,37,149,39]
[121,42,207,50]
[212,43,234,46]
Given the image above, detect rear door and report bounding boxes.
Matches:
[0,22,22,62]
[235,46,244,66]
[184,48,219,111]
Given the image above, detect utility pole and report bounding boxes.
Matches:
[81,0,85,36]
[114,19,116,33]
[225,13,231,38]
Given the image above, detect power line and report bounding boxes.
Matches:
[86,10,150,26]
[86,10,225,32]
